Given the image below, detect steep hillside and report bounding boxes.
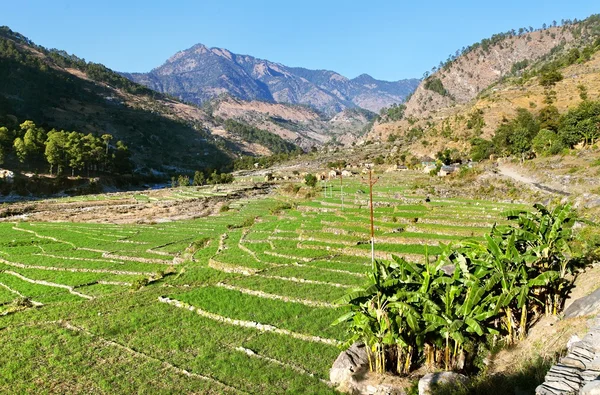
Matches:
[0,27,353,175]
[122,44,419,114]
[205,96,374,150]
[0,27,242,173]
[402,17,600,119]
[367,15,600,158]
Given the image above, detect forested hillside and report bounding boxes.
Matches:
[0,27,237,174]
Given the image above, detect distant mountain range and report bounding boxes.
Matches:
[122,44,419,114]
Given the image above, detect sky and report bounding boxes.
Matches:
[1,0,598,81]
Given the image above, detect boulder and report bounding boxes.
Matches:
[330,342,370,389]
[330,343,410,394]
[581,380,600,395]
[564,288,600,318]
[418,372,467,395]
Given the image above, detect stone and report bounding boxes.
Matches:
[581,380,600,395]
[330,342,370,388]
[585,199,600,209]
[418,372,467,395]
[560,356,586,369]
[567,335,582,350]
[564,288,600,318]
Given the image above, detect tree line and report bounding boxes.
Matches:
[0,120,132,176]
[470,98,600,161]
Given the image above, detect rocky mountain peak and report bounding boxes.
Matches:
[123,44,420,114]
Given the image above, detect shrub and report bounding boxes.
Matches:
[334,203,591,376]
[424,77,449,96]
[304,173,317,188]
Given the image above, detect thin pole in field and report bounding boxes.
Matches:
[338,167,344,211]
[362,166,378,267]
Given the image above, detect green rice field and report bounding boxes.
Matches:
[0,173,526,394]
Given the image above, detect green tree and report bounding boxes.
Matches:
[101,134,113,170]
[13,137,27,163]
[66,132,85,176]
[193,171,205,186]
[539,69,563,87]
[177,174,190,187]
[532,129,563,156]
[45,130,68,175]
[304,173,317,187]
[0,126,12,165]
[559,100,600,147]
[470,137,495,161]
[21,120,46,160]
[537,105,560,131]
[113,141,132,174]
[492,108,539,157]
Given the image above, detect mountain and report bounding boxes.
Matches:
[122,44,419,114]
[0,27,308,174]
[366,15,600,157]
[0,27,376,176]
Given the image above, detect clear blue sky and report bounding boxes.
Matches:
[2,1,597,81]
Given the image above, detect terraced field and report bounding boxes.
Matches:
[0,173,526,394]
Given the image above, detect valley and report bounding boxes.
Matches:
[2,6,600,395]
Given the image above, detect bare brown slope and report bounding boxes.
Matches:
[404,26,582,119]
[368,50,600,157]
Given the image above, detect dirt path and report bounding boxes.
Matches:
[496,164,570,196]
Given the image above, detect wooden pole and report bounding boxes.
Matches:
[339,168,344,211]
[369,168,375,265]
[362,166,378,267]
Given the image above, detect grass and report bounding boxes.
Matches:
[0,175,523,393]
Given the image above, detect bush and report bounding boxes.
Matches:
[424,77,449,96]
[532,129,564,156]
[304,173,317,187]
[539,70,563,87]
[334,203,590,376]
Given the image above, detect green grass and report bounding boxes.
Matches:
[0,175,527,393]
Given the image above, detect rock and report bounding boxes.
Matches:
[586,199,600,209]
[567,335,582,350]
[581,380,600,395]
[560,356,586,369]
[0,169,14,182]
[564,288,600,318]
[330,342,370,388]
[418,372,467,395]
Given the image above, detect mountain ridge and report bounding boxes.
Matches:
[122,43,419,114]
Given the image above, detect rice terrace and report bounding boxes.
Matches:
[0,169,533,393]
[4,3,600,394]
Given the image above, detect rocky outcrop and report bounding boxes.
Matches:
[536,317,600,394]
[404,26,577,118]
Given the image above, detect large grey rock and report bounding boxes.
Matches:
[418,372,467,395]
[564,288,600,318]
[581,380,600,395]
[330,342,370,388]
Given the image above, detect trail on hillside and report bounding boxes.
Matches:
[496,164,570,196]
